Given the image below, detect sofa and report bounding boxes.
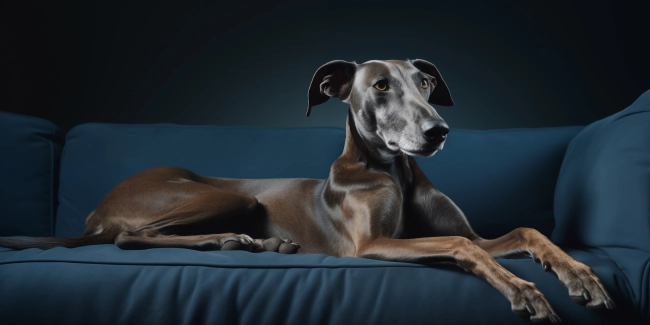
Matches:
[1,91,649,324]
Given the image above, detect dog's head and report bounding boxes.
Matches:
[308,59,453,158]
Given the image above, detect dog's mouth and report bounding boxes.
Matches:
[399,147,439,157]
[387,140,443,157]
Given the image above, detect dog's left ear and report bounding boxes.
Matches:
[307,60,357,117]
[411,59,454,106]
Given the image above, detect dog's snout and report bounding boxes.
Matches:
[422,120,449,141]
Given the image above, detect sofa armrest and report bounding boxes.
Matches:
[552,90,650,317]
[0,111,63,236]
[553,90,650,253]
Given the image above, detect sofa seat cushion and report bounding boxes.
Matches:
[0,247,640,324]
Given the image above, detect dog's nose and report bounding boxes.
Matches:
[422,120,449,141]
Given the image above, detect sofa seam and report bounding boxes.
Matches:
[640,257,650,318]
[0,253,586,270]
[0,259,431,270]
[56,130,74,236]
[69,123,347,133]
[48,123,57,237]
[592,247,648,314]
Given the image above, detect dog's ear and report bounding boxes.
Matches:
[307,60,356,117]
[411,59,454,106]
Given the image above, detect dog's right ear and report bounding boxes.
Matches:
[307,60,356,117]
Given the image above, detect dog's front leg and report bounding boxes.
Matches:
[356,236,560,323]
[474,228,615,310]
[407,159,615,312]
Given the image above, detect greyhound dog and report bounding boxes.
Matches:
[0,59,614,323]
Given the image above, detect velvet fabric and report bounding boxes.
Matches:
[1,91,649,323]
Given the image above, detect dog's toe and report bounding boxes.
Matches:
[570,290,590,306]
[256,237,300,253]
[279,242,300,254]
[513,302,535,319]
[221,239,243,250]
[549,259,616,311]
[220,233,255,251]
[262,237,284,252]
[586,298,616,310]
[509,280,560,324]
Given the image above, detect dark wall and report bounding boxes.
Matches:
[2,1,649,132]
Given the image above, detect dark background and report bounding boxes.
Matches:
[2,1,649,132]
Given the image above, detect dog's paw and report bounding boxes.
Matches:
[509,279,561,323]
[219,233,255,251]
[253,237,300,254]
[541,258,615,310]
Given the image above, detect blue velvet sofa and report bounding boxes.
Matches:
[1,91,649,324]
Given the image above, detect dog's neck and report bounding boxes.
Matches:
[342,108,413,185]
[344,109,389,164]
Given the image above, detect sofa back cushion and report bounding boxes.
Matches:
[416,126,582,239]
[0,111,63,236]
[55,124,345,236]
[56,123,582,239]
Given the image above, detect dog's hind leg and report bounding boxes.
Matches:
[114,230,298,253]
[111,189,299,253]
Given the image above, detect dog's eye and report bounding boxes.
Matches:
[374,81,388,91]
[421,79,429,89]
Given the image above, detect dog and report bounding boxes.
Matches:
[0,59,615,323]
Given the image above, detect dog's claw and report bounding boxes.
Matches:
[548,314,561,323]
[533,257,541,263]
[583,290,591,302]
[525,302,536,316]
[605,299,615,309]
[531,314,561,324]
[570,289,592,305]
[543,261,551,272]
